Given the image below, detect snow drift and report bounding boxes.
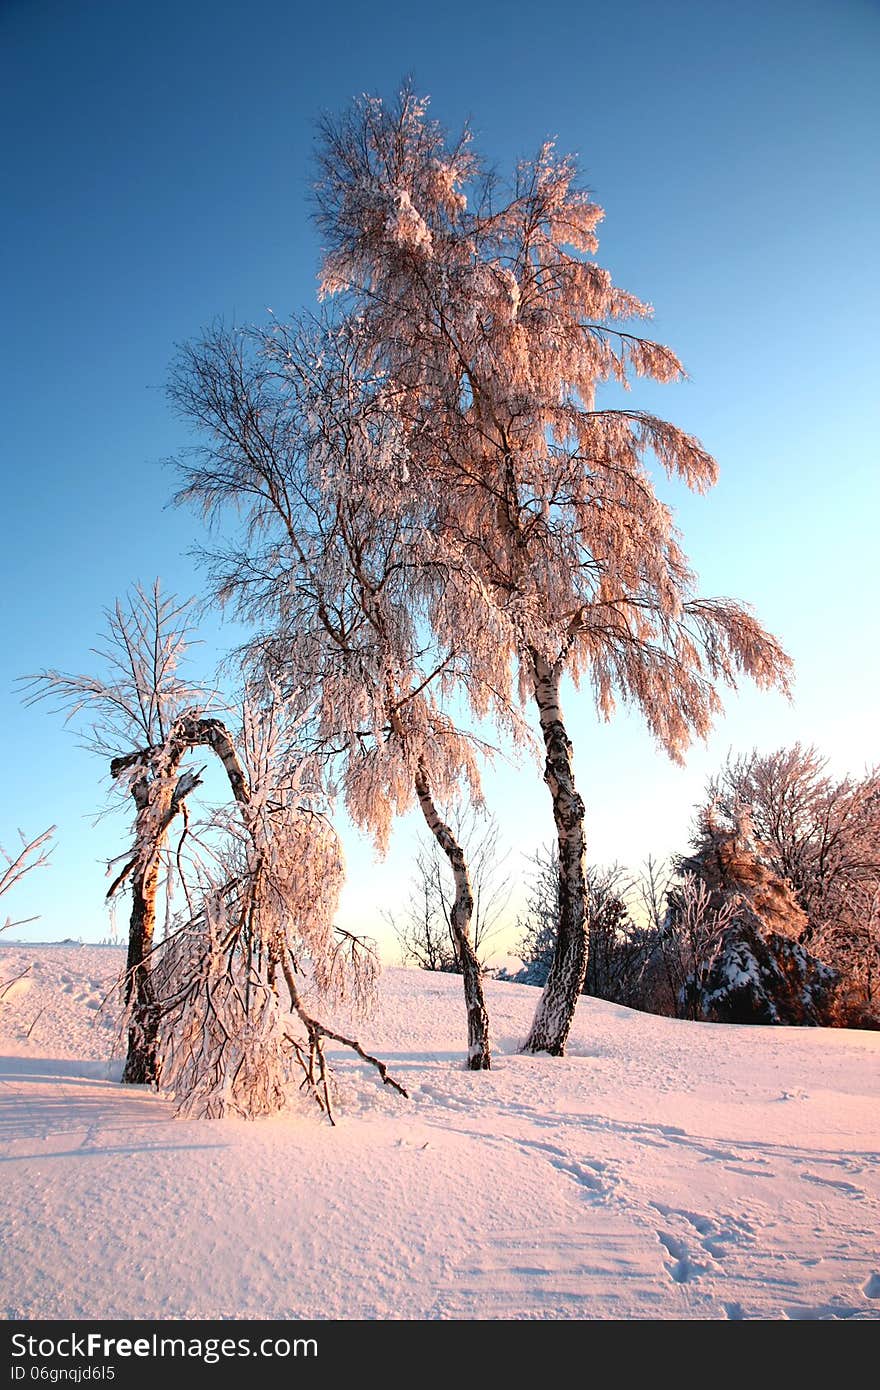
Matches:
[1,944,878,1320]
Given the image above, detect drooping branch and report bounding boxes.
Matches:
[110,715,250,808]
[311,84,794,1059]
[280,946,408,1120]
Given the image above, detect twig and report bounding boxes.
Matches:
[0,966,32,1001]
[25,1007,44,1040]
[281,948,408,1108]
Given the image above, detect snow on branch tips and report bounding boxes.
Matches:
[0,826,55,1007]
[146,697,403,1120]
[1,826,55,935]
[312,84,794,1058]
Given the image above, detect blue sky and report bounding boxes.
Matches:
[2,0,878,952]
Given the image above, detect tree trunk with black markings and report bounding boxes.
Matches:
[522,652,589,1056]
[414,764,491,1070]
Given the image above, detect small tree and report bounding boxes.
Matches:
[27,583,214,1082]
[29,591,400,1111]
[147,694,404,1120]
[706,746,880,1023]
[1,826,55,936]
[829,883,880,1025]
[390,856,459,973]
[665,806,835,1024]
[658,872,736,1021]
[513,846,560,987]
[515,849,650,1006]
[168,319,526,1069]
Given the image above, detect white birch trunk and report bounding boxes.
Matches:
[522,652,589,1055]
[414,765,491,1070]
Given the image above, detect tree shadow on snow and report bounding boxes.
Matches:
[0,1056,217,1149]
[0,1055,121,1081]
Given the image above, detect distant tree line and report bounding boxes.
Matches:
[510,744,880,1029]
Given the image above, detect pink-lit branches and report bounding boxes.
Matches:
[315,85,793,1055]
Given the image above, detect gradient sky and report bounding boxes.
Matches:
[2,0,878,954]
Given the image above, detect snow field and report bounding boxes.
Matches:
[1,944,878,1320]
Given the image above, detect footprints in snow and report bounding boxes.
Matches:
[517,1138,617,1200]
[651,1201,755,1286]
[789,1152,872,1201]
[650,1204,880,1319]
[415,1082,621,1204]
[656,1231,709,1284]
[800,1171,865,1198]
[58,973,111,1019]
[415,1071,879,1313]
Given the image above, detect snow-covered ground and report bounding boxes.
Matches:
[1,943,878,1320]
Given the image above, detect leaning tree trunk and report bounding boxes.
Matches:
[112,717,247,1086]
[122,869,162,1083]
[522,651,589,1056]
[414,764,491,1070]
[121,779,165,1084]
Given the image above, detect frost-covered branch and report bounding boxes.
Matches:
[0,826,55,932]
[314,84,793,1056]
[24,582,209,758]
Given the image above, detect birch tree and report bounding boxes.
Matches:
[168,319,523,1068]
[313,86,793,1054]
